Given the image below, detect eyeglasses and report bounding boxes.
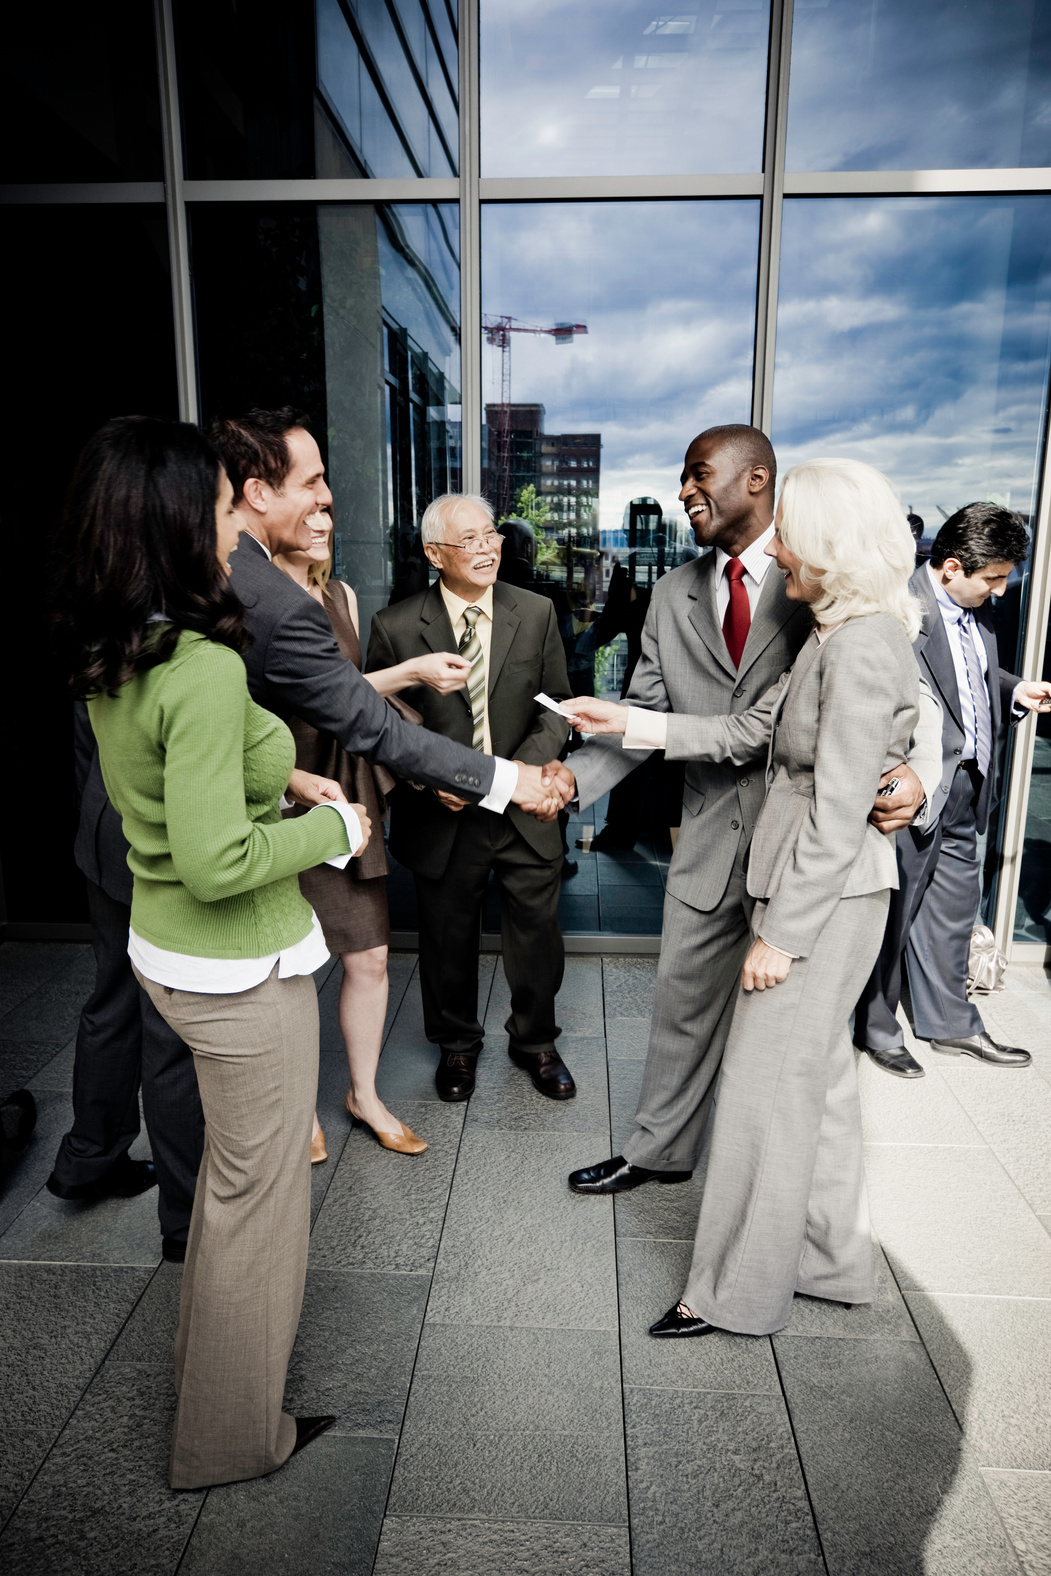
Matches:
[430,533,504,554]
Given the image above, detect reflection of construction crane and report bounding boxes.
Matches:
[483,314,587,518]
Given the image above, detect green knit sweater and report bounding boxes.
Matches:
[89,630,351,959]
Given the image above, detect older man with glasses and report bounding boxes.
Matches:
[367,493,577,1103]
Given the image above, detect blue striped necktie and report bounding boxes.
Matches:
[957,609,992,777]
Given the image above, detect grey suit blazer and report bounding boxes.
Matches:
[664,615,919,958]
[229,533,497,803]
[572,552,813,913]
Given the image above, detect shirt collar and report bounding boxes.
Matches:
[239,528,272,562]
[715,521,776,585]
[927,561,969,621]
[440,580,494,625]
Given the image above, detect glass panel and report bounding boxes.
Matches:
[176,0,457,179]
[483,199,760,932]
[1015,617,1051,945]
[189,201,461,639]
[786,0,1051,172]
[1,3,162,182]
[772,194,1051,920]
[481,1,770,177]
[0,206,176,923]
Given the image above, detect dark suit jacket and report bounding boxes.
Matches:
[911,563,1021,834]
[229,533,497,802]
[366,580,572,879]
[72,700,133,905]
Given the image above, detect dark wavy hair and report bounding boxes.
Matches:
[53,416,247,699]
[929,502,1030,574]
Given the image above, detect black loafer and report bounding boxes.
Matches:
[857,1042,925,1079]
[930,1032,1031,1067]
[509,1047,576,1100]
[568,1155,692,1194]
[649,1303,716,1339]
[292,1415,337,1455]
[435,1048,480,1102]
[46,1154,158,1202]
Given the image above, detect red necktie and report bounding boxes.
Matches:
[722,557,750,668]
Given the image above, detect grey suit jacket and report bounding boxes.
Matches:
[910,564,1021,834]
[664,615,920,958]
[367,581,571,878]
[572,552,813,913]
[229,533,497,803]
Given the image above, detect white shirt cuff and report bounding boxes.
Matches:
[1011,682,1029,718]
[309,801,364,867]
[622,707,668,751]
[758,935,799,959]
[477,755,518,814]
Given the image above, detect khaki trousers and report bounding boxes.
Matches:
[134,965,318,1490]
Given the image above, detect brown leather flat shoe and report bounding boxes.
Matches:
[310,1124,328,1164]
[346,1094,428,1154]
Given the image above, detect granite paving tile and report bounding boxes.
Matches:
[857,1050,985,1146]
[773,1334,1023,1575]
[617,1236,779,1393]
[601,957,659,1019]
[466,1034,610,1134]
[624,1385,824,1576]
[1041,1215,1051,1238]
[178,1435,395,1576]
[0,1360,200,1574]
[783,1241,919,1341]
[485,955,605,1039]
[902,1292,1051,1469]
[864,1143,1051,1297]
[976,994,1051,1086]
[561,859,599,893]
[424,1128,617,1329]
[604,1018,651,1059]
[928,1064,1051,1214]
[373,1516,631,1576]
[307,1100,464,1273]
[981,1471,1051,1576]
[25,1040,76,1093]
[607,1054,644,1149]
[0,1185,162,1267]
[284,1269,430,1437]
[0,951,96,1045]
[387,1324,627,1525]
[0,1263,153,1525]
[0,1088,75,1239]
[0,945,87,1022]
[558,895,601,928]
[108,1262,182,1363]
[0,1040,70,1093]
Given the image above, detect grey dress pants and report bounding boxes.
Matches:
[135,964,318,1491]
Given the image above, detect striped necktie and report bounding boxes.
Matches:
[956,609,992,777]
[458,604,487,751]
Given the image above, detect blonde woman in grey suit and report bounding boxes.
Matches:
[567,458,921,1338]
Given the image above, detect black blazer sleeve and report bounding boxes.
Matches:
[505,599,572,767]
[72,700,134,904]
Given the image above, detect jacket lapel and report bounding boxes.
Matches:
[488,584,520,695]
[975,608,1002,732]
[912,567,965,734]
[420,579,458,656]
[735,568,802,681]
[686,554,736,678]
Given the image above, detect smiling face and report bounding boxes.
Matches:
[766,500,822,603]
[215,468,240,575]
[423,500,503,599]
[678,432,774,555]
[238,426,334,555]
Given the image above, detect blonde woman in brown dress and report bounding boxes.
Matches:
[274,510,472,1158]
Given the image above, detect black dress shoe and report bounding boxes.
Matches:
[857,1042,925,1079]
[930,1032,1031,1067]
[162,1236,187,1264]
[435,1048,480,1102]
[508,1047,576,1100]
[649,1302,716,1339]
[292,1415,337,1455]
[46,1153,158,1202]
[568,1155,693,1194]
[561,859,579,879]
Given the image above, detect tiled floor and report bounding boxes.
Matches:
[0,941,1049,1574]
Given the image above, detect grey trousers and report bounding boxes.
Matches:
[854,765,984,1051]
[623,842,752,1173]
[135,965,318,1491]
[683,891,888,1336]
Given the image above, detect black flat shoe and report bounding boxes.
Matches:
[435,1048,480,1102]
[857,1042,925,1079]
[568,1155,692,1194]
[508,1047,576,1100]
[292,1415,337,1455]
[46,1153,157,1202]
[649,1302,716,1339]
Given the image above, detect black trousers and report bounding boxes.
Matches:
[413,813,564,1057]
[50,880,205,1242]
[854,764,985,1052]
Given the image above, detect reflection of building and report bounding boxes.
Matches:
[484,403,600,530]
[600,500,695,592]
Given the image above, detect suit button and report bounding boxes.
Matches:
[731,820,740,830]
[953,747,962,755]
[734,687,744,697]
[739,778,749,787]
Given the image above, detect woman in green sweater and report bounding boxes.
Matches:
[55,416,370,1491]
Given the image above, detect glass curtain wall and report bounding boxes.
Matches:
[4,0,1051,951]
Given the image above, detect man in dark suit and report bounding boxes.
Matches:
[210,408,561,821]
[367,493,576,1103]
[855,504,1051,1076]
[47,705,205,1260]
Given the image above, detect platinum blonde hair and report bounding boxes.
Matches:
[778,458,920,641]
[420,493,495,545]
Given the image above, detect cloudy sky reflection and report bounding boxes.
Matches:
[773,197,1051,532]
[481,200,760,529]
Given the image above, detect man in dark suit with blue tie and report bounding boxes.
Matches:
[855,503,1051,1076]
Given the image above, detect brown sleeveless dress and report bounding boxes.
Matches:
[286,580,391,953]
